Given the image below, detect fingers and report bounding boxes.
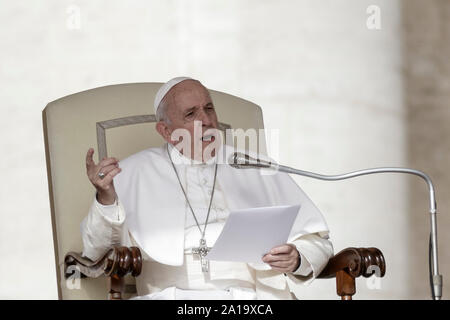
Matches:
[262,243,300,273]
[98,157,119,169]
[85,148,121,191]
[85,148,118,170]
[269,244,295,255]
[86,152,119,180]
[86,148,95,169]
[96,167,122,190]
[262,254,299,273]
[263,244,297,263]
[94,159,119,182]
[263,256,297,273]
[97,164,118,177]
[262,253,291,263]
[266,260,292,268]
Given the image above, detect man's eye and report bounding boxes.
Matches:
[185,112,194,118]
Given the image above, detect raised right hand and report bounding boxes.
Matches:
[85,148,121,205]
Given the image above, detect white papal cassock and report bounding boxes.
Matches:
[81,143,333,299]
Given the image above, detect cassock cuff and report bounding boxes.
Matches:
[292,251,313,276]
[285,232,333,284]
[80,198,131,261]
[94,197,124,223]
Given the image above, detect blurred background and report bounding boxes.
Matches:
[0,0,448,299]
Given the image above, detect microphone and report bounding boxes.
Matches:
[230,152,274,169]
[230,152,443,300]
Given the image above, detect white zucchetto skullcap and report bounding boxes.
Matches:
[153,76,193,114]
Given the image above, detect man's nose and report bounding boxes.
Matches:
[197,109,212,126]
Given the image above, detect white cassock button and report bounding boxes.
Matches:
[202,178,208,185]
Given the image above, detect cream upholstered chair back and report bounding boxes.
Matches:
[43,82,266,299]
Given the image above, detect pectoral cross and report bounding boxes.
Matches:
[192,238,211,273]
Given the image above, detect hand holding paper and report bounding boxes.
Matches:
[206,204,300,264]
[261,243,301,273]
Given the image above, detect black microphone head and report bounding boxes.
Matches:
[229,152,273,169]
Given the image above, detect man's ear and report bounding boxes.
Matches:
[156,121,172,143]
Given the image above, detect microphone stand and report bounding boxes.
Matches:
[230,152,443,300]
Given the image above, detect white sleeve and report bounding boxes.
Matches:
[80,197,132,261]
[292,251,313,276]
[285,232,334,285]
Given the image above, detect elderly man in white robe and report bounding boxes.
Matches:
[81,77,333,300]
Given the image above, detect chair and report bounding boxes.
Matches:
[43,82,385,300]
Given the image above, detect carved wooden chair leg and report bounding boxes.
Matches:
[336,270,356,300]
[108,274,124,300]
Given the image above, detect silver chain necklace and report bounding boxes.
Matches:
[167,144,218,273]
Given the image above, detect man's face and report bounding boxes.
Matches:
[157,80,220,161]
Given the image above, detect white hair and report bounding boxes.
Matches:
[155,94,171,124]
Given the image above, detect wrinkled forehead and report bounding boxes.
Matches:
[170,80,212,111]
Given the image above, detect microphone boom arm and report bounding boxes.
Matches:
[231,152,442,300]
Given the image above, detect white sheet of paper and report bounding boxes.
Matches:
[206,204,300,263]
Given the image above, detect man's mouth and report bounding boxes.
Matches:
[201,134,215,142]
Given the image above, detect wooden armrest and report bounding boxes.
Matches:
[64,246,142,299]
[317,247,386,300]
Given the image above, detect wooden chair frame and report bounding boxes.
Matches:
[64,246,385,300]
